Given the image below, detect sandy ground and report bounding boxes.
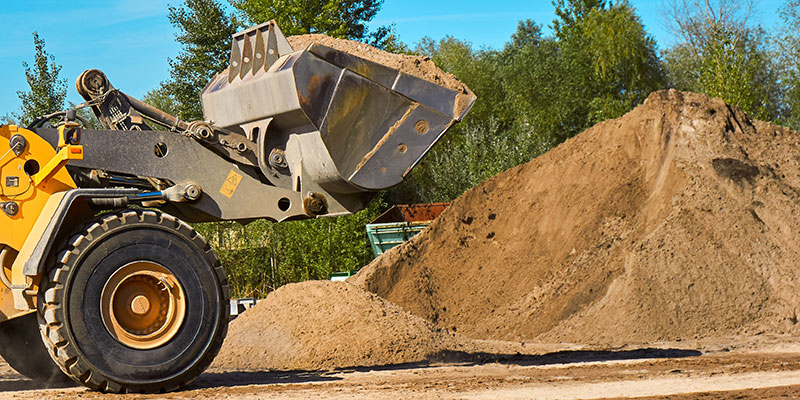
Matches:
[3,335,800,399]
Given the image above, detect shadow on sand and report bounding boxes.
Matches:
[0,348,702,392]
[0,376,76,392]
[187,347,702,391]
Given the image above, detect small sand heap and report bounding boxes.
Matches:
[212,281,455,371]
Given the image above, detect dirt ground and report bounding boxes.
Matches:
[3,335,800,399]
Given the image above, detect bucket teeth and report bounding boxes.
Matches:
[227,20,293,83]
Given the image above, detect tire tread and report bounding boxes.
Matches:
[37,209,229,393]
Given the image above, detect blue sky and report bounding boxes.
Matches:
[0,0,788,116]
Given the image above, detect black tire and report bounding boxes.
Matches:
[37,209,229,393]
[0,312,70,384]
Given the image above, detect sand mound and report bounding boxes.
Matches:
[351,90,800,345]
[287,34,474,116]
[212,281,454,371]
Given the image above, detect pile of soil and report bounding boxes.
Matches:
[212,281,455,371]
[287,34,474,117]
[351,90,800,345]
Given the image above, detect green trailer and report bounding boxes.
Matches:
[366,222,430,257]
[329,203,450,281]
[365,203,450,258]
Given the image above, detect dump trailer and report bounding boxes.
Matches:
[0,21,474,392]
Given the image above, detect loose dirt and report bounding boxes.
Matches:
[212,281,457,371]
[10,336,800,399]
[287,34,475,117]
[351,90,800,345]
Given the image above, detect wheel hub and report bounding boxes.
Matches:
[130,295,151,315]
[100,262,186,349]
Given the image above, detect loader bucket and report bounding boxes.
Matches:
[201,21,475,193]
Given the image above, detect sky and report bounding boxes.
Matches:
[0,0,788,116]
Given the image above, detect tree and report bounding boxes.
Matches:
[580,3,666,121]
[142,85,180,118]
[549,0,666,126]
[231,0,383,40]
[663,0,780,120]
[195,196,385,298]
[395,1,667,204]
[500,1,664,141]
[552,0,608,37]
[13,32,67,126]
[776,0,800,128]
[366,23,409,53]
[162,0,238,121]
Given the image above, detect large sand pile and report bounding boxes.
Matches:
[212,281,455,371]
[287,34,474,117]
[351,90,800,345]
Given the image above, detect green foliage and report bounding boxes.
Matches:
[546,1,666,126]
[553,0,608,35]
[142,86,181,118]
[663,0,781,120]
[163,0,238,121]
[13,32,67,126]
[395,1,666,204]
[664,26,779,120]
[231,0,383,40]
[777,0,800,128]
[579,3,666,121]
[696,27,777,119]
[194,220,274,297]
[400,119,552,203]
[195,196,385,298]
[663,44,702,91]
[524,1,666,130]
[367,23,409,53]
[268,195,385,284]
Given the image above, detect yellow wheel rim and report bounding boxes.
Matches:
[100,262,186,350]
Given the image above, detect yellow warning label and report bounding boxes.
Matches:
[219,170,242,199]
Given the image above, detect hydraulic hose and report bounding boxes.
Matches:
[27,110,91,130]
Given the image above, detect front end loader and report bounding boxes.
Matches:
[0,21,474,392]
